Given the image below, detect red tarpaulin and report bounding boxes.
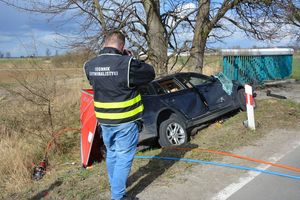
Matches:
[80,89,103,167]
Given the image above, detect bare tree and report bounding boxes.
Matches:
[0,0,186,75]
[267,0,300,40]
[4,64,58,146]
[188,0,293,72]
[3,60,80,152]
[1,0,297,74]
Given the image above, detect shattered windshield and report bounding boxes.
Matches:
[214,72,233,95]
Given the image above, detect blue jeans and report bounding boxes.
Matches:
[101,122,139,200]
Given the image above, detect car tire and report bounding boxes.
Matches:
[237,89,247,111]
[158,114,188,147]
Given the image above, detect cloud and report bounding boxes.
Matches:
[0,28,75,57]
[0,2,81,57]
[176,2,197,17]
[0,34,15,43]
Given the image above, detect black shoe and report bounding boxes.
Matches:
[121,195,139,200]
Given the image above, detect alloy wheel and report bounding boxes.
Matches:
[166,122,186,145]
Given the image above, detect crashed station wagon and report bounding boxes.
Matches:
[80,72,248,166]
[138,72,247,147]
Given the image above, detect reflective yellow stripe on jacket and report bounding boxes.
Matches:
[94,94,142,109]
[95,104,144,120]
[94,94,143,120]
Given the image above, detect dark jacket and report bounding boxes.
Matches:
[84,47,155,125]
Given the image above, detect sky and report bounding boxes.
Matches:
[0,2,78,57]
[0,1,297,57]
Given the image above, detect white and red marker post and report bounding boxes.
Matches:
[245,84,255,130]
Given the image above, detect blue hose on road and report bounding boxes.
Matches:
[135,156,300,181]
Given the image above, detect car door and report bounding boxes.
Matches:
[178,73,232,111]
[137,84,161,140]
[153,78,208,119]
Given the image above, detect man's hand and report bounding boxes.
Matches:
[123,49,133,56]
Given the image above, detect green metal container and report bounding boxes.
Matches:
[221,48,294,85]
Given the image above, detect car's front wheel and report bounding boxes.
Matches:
[158,115,188,147]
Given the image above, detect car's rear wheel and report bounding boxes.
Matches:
[158,115,188,147]
[237,88,246,111]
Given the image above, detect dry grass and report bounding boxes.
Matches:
[13,98,297,200]
[51,49,95,68]
[0,61,86,196]
[0,134,42,195]
[1,52,299,199]
[292,52,300,80]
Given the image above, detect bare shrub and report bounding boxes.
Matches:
[5,59,81,137]
[0,59,83,194]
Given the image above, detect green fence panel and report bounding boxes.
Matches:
[222,49,294,85]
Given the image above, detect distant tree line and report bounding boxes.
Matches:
[0,51,11,58]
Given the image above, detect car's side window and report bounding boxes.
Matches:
[156,79,183,94]
[178,77,194,88]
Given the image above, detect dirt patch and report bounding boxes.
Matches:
[255,81,300,103]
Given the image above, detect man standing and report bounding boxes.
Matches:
[84,30,155,200]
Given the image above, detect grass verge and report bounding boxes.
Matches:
[0,52,299,199]
[3,98,299,200]
[292,53,300,80]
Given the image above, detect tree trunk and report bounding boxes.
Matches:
[142,0,168,76]
[190,0,211,73]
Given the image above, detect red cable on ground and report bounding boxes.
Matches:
[32,127,80,180]
[45,127,80,157]
[164,147,300,173]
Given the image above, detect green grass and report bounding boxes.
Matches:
[292,53,300,80]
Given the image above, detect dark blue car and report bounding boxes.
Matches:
[138,72,246,147]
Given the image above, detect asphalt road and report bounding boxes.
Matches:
[227,145,300,200]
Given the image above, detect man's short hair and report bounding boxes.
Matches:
[105,30,125,47]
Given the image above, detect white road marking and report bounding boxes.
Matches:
[211,141,300,200]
